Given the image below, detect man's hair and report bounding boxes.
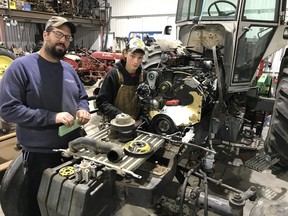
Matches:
[45,26,54,33]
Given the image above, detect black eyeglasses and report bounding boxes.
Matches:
[51,30,73,42]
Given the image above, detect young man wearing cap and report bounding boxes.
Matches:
[0,16,90,215]
[96,38,146,122]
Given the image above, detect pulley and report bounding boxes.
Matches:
[124,140,153,156]
[151,114,177,135]
[109,113,137,142]
[110,113,135,128]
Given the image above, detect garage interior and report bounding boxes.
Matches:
[1,86,288,216]
[1,0,288,216]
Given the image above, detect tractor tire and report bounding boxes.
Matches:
[142,44,163,70]
[0,152,29,216]
[91,78,104,110]
[265,55,288,167]
[79,73,96,86]
[0,48,15,79]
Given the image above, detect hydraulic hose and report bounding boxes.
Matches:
[199,169,208,216]
[179,168,195,216]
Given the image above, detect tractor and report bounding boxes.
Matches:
[64,50,122,86]
[0,48,16,135]
[139,0,288,170]
[0,48,15,80]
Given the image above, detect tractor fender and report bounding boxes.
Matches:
[63,57,79,70]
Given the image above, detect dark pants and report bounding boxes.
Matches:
[24,152,64,216]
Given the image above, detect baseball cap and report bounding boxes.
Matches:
[127,38,145,54]
[45,16,76,34]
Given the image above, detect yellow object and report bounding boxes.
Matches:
[124,140,152,155]
[10,1,16,9]
[0,55,14,79]
[59,166,75,177]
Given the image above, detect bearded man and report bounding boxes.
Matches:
[0,16,90,216]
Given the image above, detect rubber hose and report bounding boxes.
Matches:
[179,168,194,216]
[200,169,208,216]
[68,137,98,153]
[68,137,124,162]
[107,146,124,163]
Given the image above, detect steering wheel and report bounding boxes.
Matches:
[208,0,236,16]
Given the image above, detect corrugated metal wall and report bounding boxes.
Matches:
[1,22,100,51]
[73,27,100,51]
[110,16,176,38]
[4,0,284,52]
[1,22,38,51]
[108,0,177,16]
[108,0,178,38]
[1,0,178,51]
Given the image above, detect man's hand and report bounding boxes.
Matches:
[55,112,75,127]
[76,109,91,125]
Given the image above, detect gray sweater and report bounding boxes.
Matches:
[0,53,89,152]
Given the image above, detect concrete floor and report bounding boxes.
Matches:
[1,84,288,215]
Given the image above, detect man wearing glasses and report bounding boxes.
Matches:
[0,16,90,215]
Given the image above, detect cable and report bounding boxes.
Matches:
[179,167,195,216]
[199,169,208,216]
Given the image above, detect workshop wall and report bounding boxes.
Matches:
[1,0,179,52]
[1,22,38,53]
[73,27,100,51]
[1,22,100,52]
[109,0,177,16]
[108,0,178,38]
[5,0,284,53]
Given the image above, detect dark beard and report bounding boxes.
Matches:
[46,43,67,59]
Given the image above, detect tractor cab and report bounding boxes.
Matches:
[176,0,288,93]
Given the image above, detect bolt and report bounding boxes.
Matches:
[190,192,197,199]
[250,186,256,191]
[233,193,242,201]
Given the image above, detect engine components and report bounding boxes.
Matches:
[124,140,153,156]
[151,113,177,135]
[36,127,172,216]
[146,70,159,90]
[137,83,151,100]
[59,166,75,177]
[38,159,117,216]
[141,50,214,133]
[109,113,137,142]
[66,136,124,163]
[73,160,98,182]
[55,127,166,178]
[179,186,251,216]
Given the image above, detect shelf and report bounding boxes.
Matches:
[0,8,101,28]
